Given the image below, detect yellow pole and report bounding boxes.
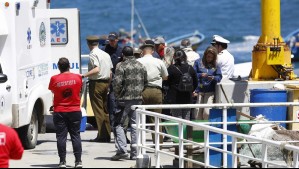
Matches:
[252,0,296,80]
[259,0,282,43]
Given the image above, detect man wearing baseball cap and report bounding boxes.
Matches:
[153,36,166,59]
[103,32,123,129]
[104,32,123,71]
[212,35,235,79]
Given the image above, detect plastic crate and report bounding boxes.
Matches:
[163,120,207,143]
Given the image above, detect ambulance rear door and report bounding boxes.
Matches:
[0,7,12,126]
[0,62,12,126]
[50,9,81,75]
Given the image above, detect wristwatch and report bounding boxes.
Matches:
[82,75,85,78]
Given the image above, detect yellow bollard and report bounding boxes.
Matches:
[251,0,296,80]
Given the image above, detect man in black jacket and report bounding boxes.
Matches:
[103,32,123,128]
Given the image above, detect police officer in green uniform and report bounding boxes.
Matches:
[83,35,114,143]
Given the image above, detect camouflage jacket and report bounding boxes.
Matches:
[113,56,147,101]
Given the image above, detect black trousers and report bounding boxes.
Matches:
[53,112,82,162]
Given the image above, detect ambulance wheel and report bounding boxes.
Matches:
[18,110,39,149]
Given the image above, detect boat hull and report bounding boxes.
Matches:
[166,31,205,51]
[285,29,299,60]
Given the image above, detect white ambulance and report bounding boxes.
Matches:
[0,0,81,149]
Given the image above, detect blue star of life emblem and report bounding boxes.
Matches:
[51,21,65,37]
[27,28,31,44]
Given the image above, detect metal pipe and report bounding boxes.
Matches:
[135,120,299,127]
[141,110,146,155]
[204,130,210,168]
[178,123,184,168]
[294,152,299,168]
[135,102,299,168]
[232,137,238,168]
[136,110,142,158]
[132,102,299,110]
[135,108,299,168]
[155,117,160,168]
[135,109,299,152]
[223,107,228,168]
[134,8,150,39]
[262,144,268,168]
[136,142,289,168]
[130,0,134,47]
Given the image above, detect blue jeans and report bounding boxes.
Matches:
[114,100,142,157]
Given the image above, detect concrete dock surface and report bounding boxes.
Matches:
[10,130,174,168]
[9,130,294,168]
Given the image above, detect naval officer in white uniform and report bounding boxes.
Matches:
[211,35,235,79]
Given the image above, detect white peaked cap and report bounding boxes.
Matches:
[213,35,230,44]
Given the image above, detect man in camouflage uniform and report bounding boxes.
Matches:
[111,46,147,161]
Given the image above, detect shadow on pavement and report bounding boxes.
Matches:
[94,157,114,161]
[36,140,57,146]
[30,164,63,168]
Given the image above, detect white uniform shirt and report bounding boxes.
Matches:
[88,48,113,80]
[137,54,169,88]
[217,49,235,79]
[183,48,200,67]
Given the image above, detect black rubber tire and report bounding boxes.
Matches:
[18,109,39,149]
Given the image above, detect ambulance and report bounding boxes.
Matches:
[0,0,81,149]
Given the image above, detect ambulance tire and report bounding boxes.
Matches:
[18,110,39,150]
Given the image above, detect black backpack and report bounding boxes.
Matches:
[175,66,193,92]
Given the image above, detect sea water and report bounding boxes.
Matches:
[51,0,299,69]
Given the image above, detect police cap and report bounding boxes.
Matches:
[86,35,100,46]
[140,40,155,50]
[86,35,100,41]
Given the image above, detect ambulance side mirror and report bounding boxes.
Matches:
[0,74,8,83]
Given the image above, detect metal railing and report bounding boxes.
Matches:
[81,54,89,73]
[132,102,299,168]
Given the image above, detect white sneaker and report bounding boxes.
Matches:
[58,162,66,168]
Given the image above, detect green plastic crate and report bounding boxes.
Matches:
[163,120,208,143]
[163,120,254,143]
